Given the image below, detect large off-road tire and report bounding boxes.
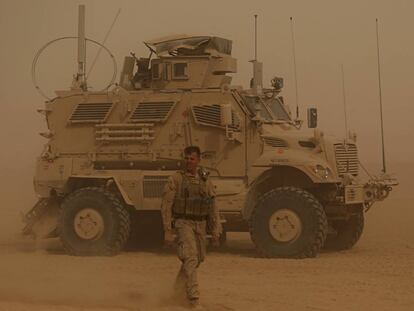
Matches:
[250,187,328,258]
[59,187,131,256]
[324,208,364,251]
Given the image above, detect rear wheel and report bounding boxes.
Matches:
[59,187,131,256]
[250,187,328,258]
[324,208,364,251]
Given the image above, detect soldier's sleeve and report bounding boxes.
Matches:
[207,180,223,237]
[161,175,177,232]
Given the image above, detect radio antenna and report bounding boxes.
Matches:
[77,5,87,91]
[376,18,387,173]
[341,64,349,139]
[87,8,121,81]
[290,17,299,119]
[250,14,263,94]
[254,14,258,61]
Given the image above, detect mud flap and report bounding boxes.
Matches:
[22,197,60,239]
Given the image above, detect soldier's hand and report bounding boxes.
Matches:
[164,230,176,248]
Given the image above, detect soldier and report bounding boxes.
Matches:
[161,146,222,309]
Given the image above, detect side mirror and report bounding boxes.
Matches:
[307,108,318,128]
[220,103,232,126]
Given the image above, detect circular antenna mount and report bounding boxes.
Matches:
[31,36,117,100]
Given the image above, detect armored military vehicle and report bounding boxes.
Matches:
[23,7,397,257]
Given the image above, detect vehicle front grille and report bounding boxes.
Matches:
[334,143,359,177]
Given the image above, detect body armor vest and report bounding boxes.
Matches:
[172,172,212,217]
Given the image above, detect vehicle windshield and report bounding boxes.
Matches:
[266,98,291,121]
[243,95,291,122]
[244,96,273,120]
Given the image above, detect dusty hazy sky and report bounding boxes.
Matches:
[0,0,413,209]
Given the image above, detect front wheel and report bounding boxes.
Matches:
[250,187,328,258]
[59,187,131,256]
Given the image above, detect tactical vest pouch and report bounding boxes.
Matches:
[172,197,211,216]
[172,174,212,217]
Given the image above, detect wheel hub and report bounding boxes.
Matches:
[269,209,302,242]
[74,208,104,240]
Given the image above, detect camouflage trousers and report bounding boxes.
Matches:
[174,218,207,301]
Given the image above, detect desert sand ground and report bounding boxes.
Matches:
[0,198,413,311]
[0,164,413,311]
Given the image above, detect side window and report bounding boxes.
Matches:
[163,63,171,80]
[152,63,160,79]
[172,62,188,79]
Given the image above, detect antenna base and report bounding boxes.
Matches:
[70,74,88,91]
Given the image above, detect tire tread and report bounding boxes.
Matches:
[249,186,328,259]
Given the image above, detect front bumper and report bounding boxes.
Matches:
[341,174,398,206]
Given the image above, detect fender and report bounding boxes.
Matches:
[66,175,134,206]
[248,149,339,185]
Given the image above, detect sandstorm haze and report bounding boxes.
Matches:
[0,1,413,310]
[0,0,413,243]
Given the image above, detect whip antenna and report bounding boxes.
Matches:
[254,14,258,61]
[87,8,121,81]
[290,17,299,119]
[376,18,387,173]
[77,5,87,91]
[341,64,349,139]
[250,14,263,94]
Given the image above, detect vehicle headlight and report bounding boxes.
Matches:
[313,164,331,179]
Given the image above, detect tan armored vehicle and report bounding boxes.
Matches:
[23,7,397,258]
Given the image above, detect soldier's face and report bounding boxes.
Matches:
[184,152,200,173]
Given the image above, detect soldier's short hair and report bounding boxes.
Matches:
[184,145,201,158]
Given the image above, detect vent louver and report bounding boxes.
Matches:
[334,143,359,177]
[192,104,240,130]
[143,176,169,198]
[69,102,113,123]
[263,137,288,148]
[130,101,175,122]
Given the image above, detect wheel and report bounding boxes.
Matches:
[59,187,131,256]
[324,208,364,251]
[250,187,328,258]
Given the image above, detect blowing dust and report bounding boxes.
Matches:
[0,163,412,311]
[0,249,184,311]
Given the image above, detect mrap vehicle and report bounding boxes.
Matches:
[23,6,397,257]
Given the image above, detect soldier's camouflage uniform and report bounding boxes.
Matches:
[161,169,222,302]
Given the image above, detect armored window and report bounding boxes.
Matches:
[191,104,241,130]
[163,63,171,80]
[69,102,113,123]
[152,63,160,79]
[129,101,176,122]
[173,63,188,79]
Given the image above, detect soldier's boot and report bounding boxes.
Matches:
[189,298,206,310]
[173,267,187,304]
